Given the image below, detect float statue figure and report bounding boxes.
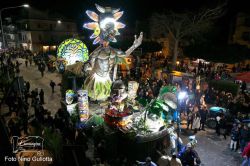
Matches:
[83,4,143,101]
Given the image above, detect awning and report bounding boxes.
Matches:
[235,72,250,83]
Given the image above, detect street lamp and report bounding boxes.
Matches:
[0,4,29,48]
[57,20,62,24]
[23,4,30,8]
[176,91,187,152]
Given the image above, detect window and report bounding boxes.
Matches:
[10,34,15,40]
[22,34,26,41]
[37,23,41,28]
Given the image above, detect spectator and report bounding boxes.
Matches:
[39,89,45,104]
[25,81,30,92]
[240,125,250,152]
[28,56,33,66]
[216,113,221,136]
[7,112,20,137]
[230,124,240,152]
[25,59,28,67]
[181,143,201,166]
[50,80,56,93]
[242,81,247,93]
[187,108,193,130]
[199,105,208,131]
[170,153,182,166]
[38,62,46,77]
[241,142,250,166]
[192,111,200,134]
[219,114,227,140]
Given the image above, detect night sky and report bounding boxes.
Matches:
[1,0,249,22]
[1,0,249,38]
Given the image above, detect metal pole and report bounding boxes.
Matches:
[0,10,5,48]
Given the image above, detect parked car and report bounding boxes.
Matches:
[206,106,235,131]
[206,106,250,133]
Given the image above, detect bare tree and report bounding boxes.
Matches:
[150,3,226,70]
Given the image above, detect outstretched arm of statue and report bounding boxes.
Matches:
[83,61,92,73]
[123,32,143,57]
[83,51,97,73]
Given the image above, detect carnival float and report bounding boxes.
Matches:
[54,4,178,160]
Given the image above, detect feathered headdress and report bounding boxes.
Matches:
[83,4,125,44]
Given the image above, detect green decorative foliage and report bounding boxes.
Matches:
[159,86,177,96]
[137,98,148,107]
[85,79,112,100]
[86,114,104,126]
[147,99,169,117]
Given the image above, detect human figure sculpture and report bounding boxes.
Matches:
[83,4,143,101]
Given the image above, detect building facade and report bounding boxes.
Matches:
[17,9,78,53]
[0,18,19,49]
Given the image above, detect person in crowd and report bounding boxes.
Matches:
[192,107,201,134]
[38,62,46,77]
[187,106,193,130]
[219,114,227,140]
[170,153,182,166]
[241,81,247,93]
[43,112,54,128]
[7,112,20,137]
[181,143,201,166]
[241,142,250,166]
[25,59,28,67]
[50,80,56,93]
[240,125,250,152]
[39,89,45,104]
[230,123,240,152]
[25,81,30,92]
[199,105,208,131]
[136,156,157,166]
[216,112,222,136]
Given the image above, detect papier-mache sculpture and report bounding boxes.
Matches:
[83,4,143,101]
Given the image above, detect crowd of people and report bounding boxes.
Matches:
[0,47,250,166]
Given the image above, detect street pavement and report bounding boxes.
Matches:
[5,58,243,166]
[18,58,62,116]
[181,128,242,166]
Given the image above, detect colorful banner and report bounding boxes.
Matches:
[77,90,89,121]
